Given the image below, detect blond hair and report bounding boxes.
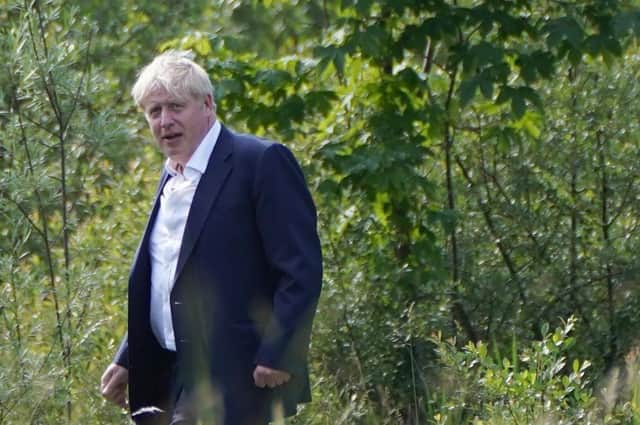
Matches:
[131,50,214,107]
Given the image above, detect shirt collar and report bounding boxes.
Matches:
[164,120,221,180]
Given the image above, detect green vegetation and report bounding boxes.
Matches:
[2,0,640,423]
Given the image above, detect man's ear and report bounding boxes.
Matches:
[204,94,215,112]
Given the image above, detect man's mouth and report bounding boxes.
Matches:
[162,133,182,141]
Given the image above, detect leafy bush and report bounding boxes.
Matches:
[432,317,595,424]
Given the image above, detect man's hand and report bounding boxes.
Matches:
[100,363,129,409]
[253,365,291,388]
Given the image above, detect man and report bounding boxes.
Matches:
[100,51,322,425]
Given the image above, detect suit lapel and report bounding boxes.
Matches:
[174,125,233,282]
[129,171,170,284]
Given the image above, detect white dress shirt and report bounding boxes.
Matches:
[149,120,221,351]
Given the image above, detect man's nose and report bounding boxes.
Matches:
[160,109,173,128]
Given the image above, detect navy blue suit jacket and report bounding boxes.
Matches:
[115,125,322,424]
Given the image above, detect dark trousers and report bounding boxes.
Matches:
[134,390,272,425]
[132,376,270,425]
[133,388,195,425]
[133,359,271,425]
[133,350,195,425]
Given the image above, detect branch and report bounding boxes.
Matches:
[1,194,45,240]
[455,153,527,306]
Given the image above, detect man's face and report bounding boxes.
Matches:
[142,87,214,166]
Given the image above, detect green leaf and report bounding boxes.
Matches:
[458,78,477,107]
[495,10,528,38]
[541,322,550,337]
[373,192,390,227]
[254,69,292,90]
[511,92,526,118]
[473,41,504,67]
[400,23,430,52]
[317,178,341,196]
[313,45,347,78]
[279,94,305,123]
[479,78,493,99]
[304,90,338,115]
[568,48,583,65]
[214,78,244,99]
[513,113,542,139]
[333,50,346,77]
[603,36,623,57]
[422,16,447,41]
[603,50,616,67]
[518,86,542,110]
[516,54,537,83]
[533,51,555,79]
[354,0,374,15]
[496,86,512,105]
[545,17,584,49]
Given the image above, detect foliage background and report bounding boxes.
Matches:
[2,0,640,424]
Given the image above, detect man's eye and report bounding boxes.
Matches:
[170,103,183,110]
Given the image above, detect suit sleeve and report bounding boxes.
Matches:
[114,332,129,369]
[252,143,322,373]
